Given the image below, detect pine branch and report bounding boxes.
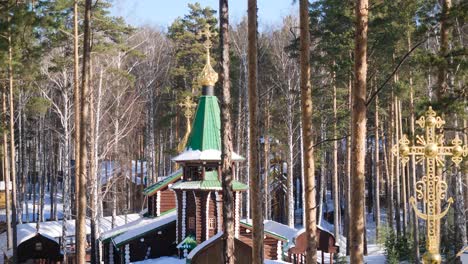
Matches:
[366,38,427,106]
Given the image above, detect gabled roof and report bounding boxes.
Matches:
[143,169,183,196]
[16,213,141,245]
[112,209,176,247]
[239,220,288,242]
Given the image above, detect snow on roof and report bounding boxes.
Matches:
[294,224,338,247]
[133,257,185,264]
[100,160,147,185]
[101,212,160,241]
[264,260,291,264]
[112,210,177,247]
[263,220,298,243]
[0,181,11,191]
[172,149,244,162]
[187,232,223,260]
[99,213,141,235]
[16,213,140,245]
[240,219,287,241]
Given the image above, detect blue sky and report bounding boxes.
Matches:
[109,0,298,30]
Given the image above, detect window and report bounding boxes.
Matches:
[35,242,42,251]
[209,218,216,230]
[189,217,196,230]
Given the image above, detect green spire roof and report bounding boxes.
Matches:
[185,95,221,151]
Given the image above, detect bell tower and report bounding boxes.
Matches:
[171,25,248,257]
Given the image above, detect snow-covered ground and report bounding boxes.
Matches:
[0,187,64,223]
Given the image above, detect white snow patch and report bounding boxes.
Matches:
[172,149,244,162]
[16,213,140,245]
[133,256,185,264]
[263,220,297,243]
[100,160,146,185]
[265,260,291,264]
[113,210,176,246]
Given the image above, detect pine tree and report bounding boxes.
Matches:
[219,0,235,263]
[350,0,368,262]
[299,0,318,262]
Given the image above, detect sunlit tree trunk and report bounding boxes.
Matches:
[398,99,408,236]
[346,74,352,256]
[7,12,18,262]
[2,87,12,252]
[76,0,92,261]
[350,0,368,262]
[299,0,317,262]
[70,1,80,262]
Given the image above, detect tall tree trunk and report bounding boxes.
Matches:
[374,94,380,241]
[76,0,92,261]
[2,87,12,251]
[452,118,467,264]
[220,1,235,263]
[388,96,395,230]
[394,95,401,237]
[318,123,326,225]
[17,94,23,225]
[332,70,340,247]
[398,100,408,236]
[408,31,420,261]
[350,0,368,262]
[248,0,264,262]
[464,118,468,233]
[264,104,270,220]
[299,0,318,262]
[90,63,100,264]
[299,120,305,226]
[436,0,451,98]
[346,74,352,256]
[7,14,18,261]
[71,1,80,262]
[286,97,294,227]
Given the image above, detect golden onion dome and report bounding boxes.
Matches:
[199,51,218,87]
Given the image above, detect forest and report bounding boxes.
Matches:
[0,0,466,263]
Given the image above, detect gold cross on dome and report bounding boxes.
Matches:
[392,106,468,263]
[198,24,213,50]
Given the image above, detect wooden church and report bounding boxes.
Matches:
[101,37,338,264]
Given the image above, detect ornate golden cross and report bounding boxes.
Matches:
[178,96,197,119]
[197,24,218,87]
[393,106,468,263]
[177,96,197,152]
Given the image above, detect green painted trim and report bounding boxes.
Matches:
[143,170,183,196]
